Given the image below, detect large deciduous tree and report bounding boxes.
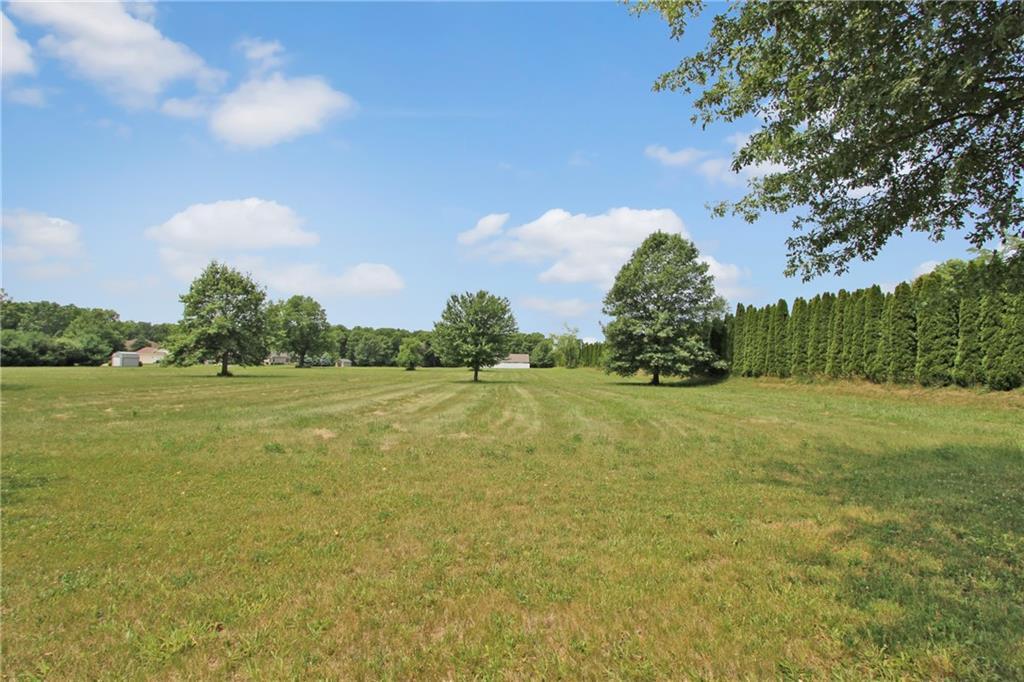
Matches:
[268,295,330,367]
[603,232,726,385]
[169,262,269,376]
[635,1,1024,279]
[433,291,518,382]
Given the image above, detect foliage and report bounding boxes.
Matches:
[635,1,1024,279]
[726,252,1023,389]
[167,262,269,376]
[268,295,331,367]
[433,290,518,381]
[530,338,556,368]
[551,326,583,368]
[396,336,426,370]
[603,232,726,384]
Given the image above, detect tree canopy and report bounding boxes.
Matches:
[268,295,330,367]
[168,262,269,376]
[432,291,518,381]
[635,1,1024,279]
[603,231,726,385]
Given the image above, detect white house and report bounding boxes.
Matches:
[111,351,140,367]
[136,346,169,365]
[493,353,530,369]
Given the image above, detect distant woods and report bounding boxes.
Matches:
[725,248,1024,390]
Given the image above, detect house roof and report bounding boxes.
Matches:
[503,354,530,363]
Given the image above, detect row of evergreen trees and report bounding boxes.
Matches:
[579,342,605,368]
[726,252,1024,390]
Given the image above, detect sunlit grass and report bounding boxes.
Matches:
[2,366,1022,678]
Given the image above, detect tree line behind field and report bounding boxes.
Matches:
[726,250,1024,390]
[0,291,576,370]
[0,295,178,366]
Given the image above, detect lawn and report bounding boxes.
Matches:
[1,366,1022,679]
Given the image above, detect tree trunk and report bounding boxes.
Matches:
[473,365,479,382]
[298,351,306,368]
[651,370,660,386]
[220,353,230,377]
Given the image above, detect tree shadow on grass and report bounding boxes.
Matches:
[758,443,1024,678]
[609,373,729,388]
[166,373,294,380]
[448,378,525,385]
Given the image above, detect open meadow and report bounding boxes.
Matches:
[2,366,1022,679]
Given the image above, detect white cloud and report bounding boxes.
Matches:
[160,96,209,119]
[644,144,706,167]
[647,132,786,186]
[699,255,752,301]
[472,207,688,289]
[145,198,318,251]
[457,213,508,245]
[148,198,403,298]
[209,73,354,148]
[251,261,404,297]
[2,211,86,279]
[520,296,592,318]
[7,1,224,107]
[237,37,284,75]
[463,206,751,299]
[2,12,35,78]
[6,87,46,106]
[913,260,939,278]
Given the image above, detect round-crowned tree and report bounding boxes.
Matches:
[168,261,268,376]
[603,232,726,385]
[433,291,517,381]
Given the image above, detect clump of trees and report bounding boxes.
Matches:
[0,292,178,366]
[603,232,728,384]
[726,246,1024,390]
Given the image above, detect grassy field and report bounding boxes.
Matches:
[2,366,1022,679]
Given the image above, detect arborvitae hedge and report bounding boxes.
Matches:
[724,253,1021,390]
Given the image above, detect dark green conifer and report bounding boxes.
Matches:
[788,297,809,376]
[862,286,885,381]
[825,290,848,378]
[888,282,917,383]
[914,273,958,386]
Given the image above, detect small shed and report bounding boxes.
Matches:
[111,351,140,367]
[337,358,353,368]
[493,353,530,369]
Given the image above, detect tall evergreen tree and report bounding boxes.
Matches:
[862,286,885,381]
[788,297,809,376]
[888,283,917,383]
[825,290,848,378]
[987,292,1024,390]
[742,306,758,376]
[767,299,789,376]
[871,293,894,382]
[979,291,1005,387]
[809,294,833,374]
[954,260,985,386]
[753,305,771,376]
[914,273,959,385]
[843,289,866,377]
[731,304,746,373]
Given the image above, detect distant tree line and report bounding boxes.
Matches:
[725,248,1024,390]
[0,293,178,366]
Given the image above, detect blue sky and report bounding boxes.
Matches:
[1,2,974,338]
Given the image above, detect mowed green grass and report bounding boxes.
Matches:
[2,366,1022,679]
